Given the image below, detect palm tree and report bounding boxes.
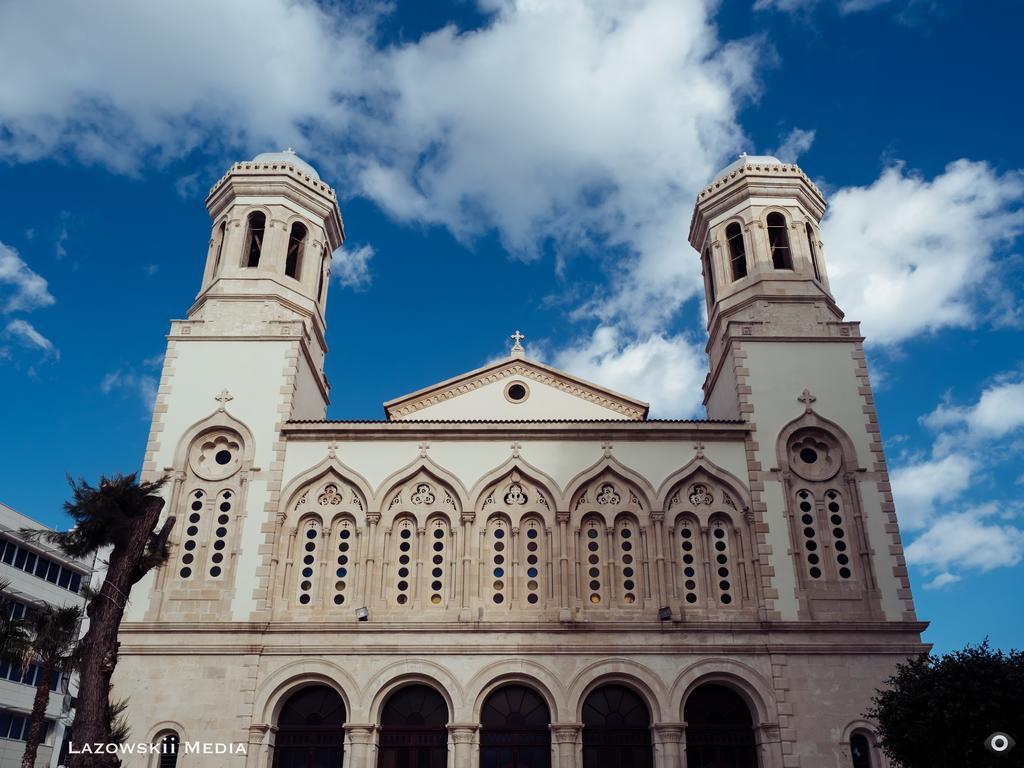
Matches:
[20,604,81,768]
[23,473,172,768]
[0,580,31,663]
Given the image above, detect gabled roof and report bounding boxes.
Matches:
[383,355,650,421]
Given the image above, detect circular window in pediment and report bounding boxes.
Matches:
[504,380,530,403]
[787,429,841,481]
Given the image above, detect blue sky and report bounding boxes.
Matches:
[1,0,1022,654]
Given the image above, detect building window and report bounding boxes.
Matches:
[426,518,448,606]
[767,212,792,269]
[616,518,640,605]
[677,516,701,605]
[850,732,873,768]
[806,223,821,281]
[393,518,416,606]
[726,222,747,280]
[522,518,544,607]
[488,518,509,606]
[709,517,734,605]
[582,517,606,606]
[317,249,329,303]
[702,247,716,304]
[333,518,354,606]
[274,687,346,768]
[285,222,307,279]
[212,221,226,276]
[582,685,653,768]
[244,212,266,268]
[296,518,322,606]
[480,685,551,768]
[378,685,448,768]
[0,708,50,742]
[157,732,179,768]
[0,537,85,593]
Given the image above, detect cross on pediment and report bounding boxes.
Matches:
[694,441,705,458]
[510,441,522,458]
[798,389,817,410]
[327,441,338,458]
[510,330,526,357]
[214,389,233,411]
[418,442,430,458]
[601,441,613,458]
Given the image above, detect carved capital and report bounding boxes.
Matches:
[549,723,583,744]
[366,512,381,525]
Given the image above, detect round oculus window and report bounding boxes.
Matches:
[504,380,529,403]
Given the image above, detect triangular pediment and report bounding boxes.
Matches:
[384,356,649,421]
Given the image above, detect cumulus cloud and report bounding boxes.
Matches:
[822,160,1024,345]
[772,127,815,163]
[890,452,977,530]
[553,326,706,418]
[923,378,1024,438]
[331,244,375,291]
[0,242,55,314]
[101,369,159,410]
[905,504,1024,580]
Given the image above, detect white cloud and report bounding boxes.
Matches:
[553,326,706,418]
[101,369,158,410]
[3,318,56,356]
[905,504,1024,578]
[823,160,1024,345]
[923,379,1024,439]
[331,244,374,291]
[923,572,959,590]
[0,242,55,314]
[890,452,977,530]
[772,127,815,163]
[754,0,894,13]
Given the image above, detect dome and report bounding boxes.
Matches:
[711,153,784,184]
[251,149,320,180]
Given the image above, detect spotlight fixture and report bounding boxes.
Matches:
[658,607,672,621]
[355,607,369,622]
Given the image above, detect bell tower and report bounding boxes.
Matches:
[689,155,915,623]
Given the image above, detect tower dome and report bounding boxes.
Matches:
[251,148,320,180]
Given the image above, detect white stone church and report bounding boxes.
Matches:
[113,150,926,768]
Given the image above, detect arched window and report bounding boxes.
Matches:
[245,212,266,268]
[209,488,233,579]
[726,223,747,280]
[806,223,821,281]
[378,685,448,768]
[708,516,735,605]
[582,685,653,768]
[481,685,551,768]
[391,517,416,607]
[615,516,641,606]
[179,489,205,580]
[332,517,355,607]
[273,685,346,768]
[703,247,716,303]
[521,516,545,608]
[317,249,329,303]
[581,516,607,607]
[676,514,702,606]
[486,517,510,606]
[155,732,178,768]
[295,517,322,606]
[767,212,792,269]
[684,684,757,768]
[850,732,873,768]
[211,221,226,277]
[425,517,450,607]
[286,222,307,279]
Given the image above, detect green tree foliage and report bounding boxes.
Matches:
[867,640,1024,768]
[0,580,31,663]
[20,605,81,768]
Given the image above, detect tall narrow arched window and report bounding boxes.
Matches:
[212,221,226,277]
[702,247,716,304]
[317,248,329,303]
[581,517,607,607]
[156,732,179,768]
[245,212,266,268]
[806,223,821,281]
[725,223,747,280]
[767,212,792,269]
[286,222,307,279]
[850,732,873,768]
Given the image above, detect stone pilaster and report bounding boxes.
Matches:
[550,723,583,768]
[448,724,478,768]
[344,724,376,768]
[652,722,686,767]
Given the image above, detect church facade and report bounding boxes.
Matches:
[113,150,926,768]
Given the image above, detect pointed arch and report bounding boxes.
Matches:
[469,455,563,512]
[373,455,469,523]
[564,455,655,527]
[656,457,752,522]
[171,408,256,470]
[279,456,374,522]
[774,408,862,471]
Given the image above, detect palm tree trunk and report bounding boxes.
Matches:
[68,495,170,768]
[20,663,53,768]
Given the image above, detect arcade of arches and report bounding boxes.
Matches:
[262,680,768,768]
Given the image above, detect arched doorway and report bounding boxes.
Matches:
[272,685,346,768]
[684,683,758,768]
[377,684,449,768]
[581,684,653,768]
[480,684,552,768]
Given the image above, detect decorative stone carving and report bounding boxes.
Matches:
[410,483,436,506]
[689,483,714,506]
[596,483,621,506]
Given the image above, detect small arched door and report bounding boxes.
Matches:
[684,684,758,768]
[272,685,346,768]
[581,684,653,768]
[377,684,449,768]
[480,684,552,768]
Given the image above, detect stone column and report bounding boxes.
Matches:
[460,512,475,613]
[557,512,571,617]
[344,724,377,768]
[448,724,478,768]
[650,511,668,609]
[361,513,380,609]
[550,723,583,768]
[243,724,271,768]
[510,526,521,602]
[605,527,617,604]
[652,722,687,768]
[415,525,426,608]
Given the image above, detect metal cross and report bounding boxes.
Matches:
[214,389,233,411]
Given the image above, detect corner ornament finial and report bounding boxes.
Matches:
[510,329,526,358]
